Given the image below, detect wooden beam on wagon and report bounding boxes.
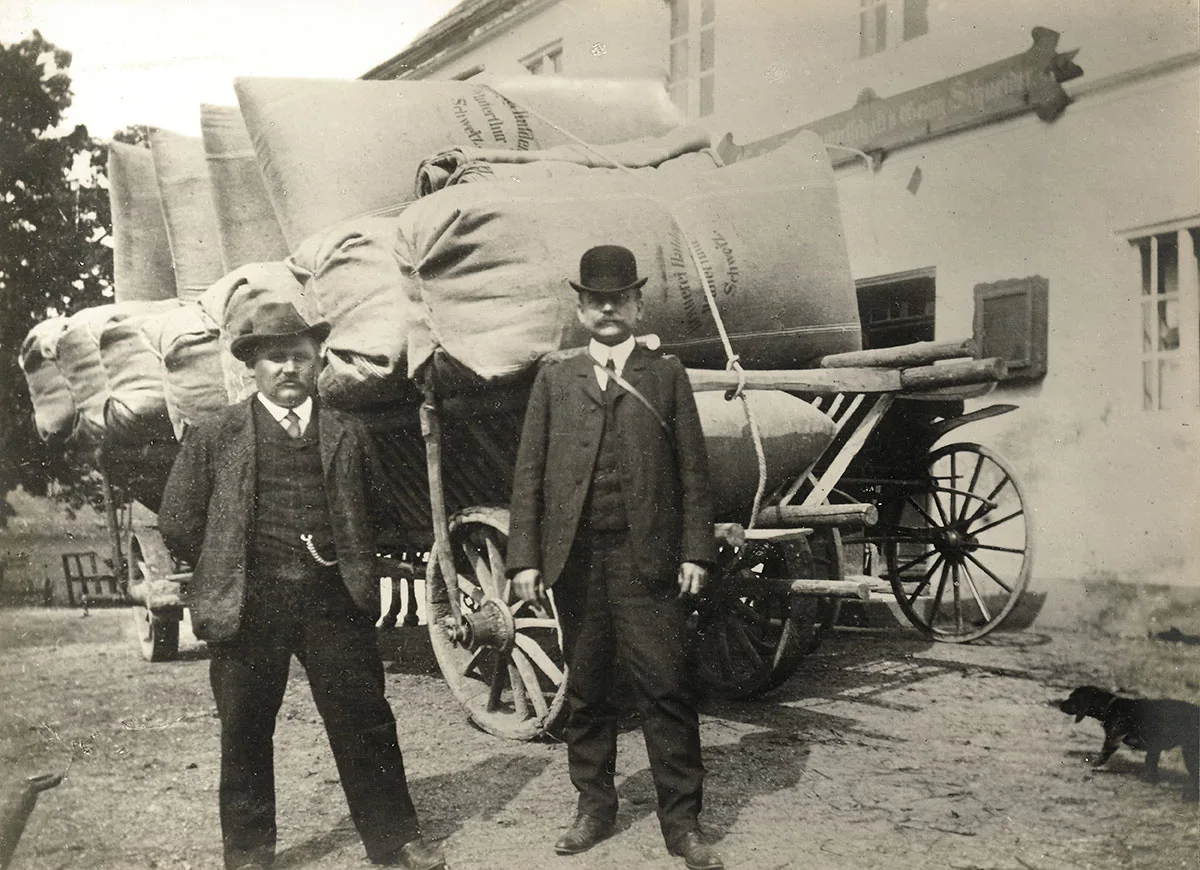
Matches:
[743,576,873,600]
[686,366,902,394]
[755,502,879,529]
[713,523,746,548]
[899,357,1008,391]
[816,338,977,369]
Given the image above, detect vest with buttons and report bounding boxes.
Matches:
[582,383,629,533]
[251,400,335,572]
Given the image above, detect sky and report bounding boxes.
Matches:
[0,0,462,138]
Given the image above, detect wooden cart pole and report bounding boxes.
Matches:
[94,448,126,592]
[420,375,463,624]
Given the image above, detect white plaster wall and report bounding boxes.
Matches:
[422,0,671,84]
[711,0,1198,143]
[832,65,1200,591]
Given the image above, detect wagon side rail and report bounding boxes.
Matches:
[684,336,1032,644]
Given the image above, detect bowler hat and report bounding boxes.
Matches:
[567,245,648,295]
[229,301,331,362]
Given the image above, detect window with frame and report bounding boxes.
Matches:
[522,41,563,75]
[668,0,715,117]
[1134,227,1199,410]
[859,0,929,59]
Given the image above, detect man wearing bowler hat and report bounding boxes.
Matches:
[507,245,724,869]
[159,302,445,870]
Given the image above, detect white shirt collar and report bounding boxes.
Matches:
[588,336,638,391]
[256,394,313,435]
[588,335,636,376]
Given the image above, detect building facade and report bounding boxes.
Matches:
[368,0,1200,632]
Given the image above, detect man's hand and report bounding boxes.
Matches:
[677,561,709,598]
[512,568,544,602]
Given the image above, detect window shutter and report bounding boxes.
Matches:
[973,276,1049,381]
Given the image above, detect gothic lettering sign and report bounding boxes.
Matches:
[720,27,1082,167]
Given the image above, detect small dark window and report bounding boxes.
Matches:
[856,272,936,350]
[973,276,1049,381]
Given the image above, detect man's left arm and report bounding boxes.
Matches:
[669,358,716,580]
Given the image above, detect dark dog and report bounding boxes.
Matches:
[1058,685,1199,801]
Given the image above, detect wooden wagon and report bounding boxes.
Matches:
[109,328,1030,744]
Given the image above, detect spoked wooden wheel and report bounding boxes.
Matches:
[425,507,568,740]
[882,443,1033,642]
[692,533,836,699]
[127,531,181,662]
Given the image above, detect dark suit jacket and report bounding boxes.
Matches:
[158,397,381,642]
[507,346,715,587]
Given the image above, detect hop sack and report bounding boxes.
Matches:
[234,75,685,249]
[291,131,859,406]
[200,104,289,271]
[156,304,231,439]
[149,129,225,301]
[415,125,719,195]
[56,301,174,444]
[100,298,188,445]
[108,142,177,303]
[287,219,424,408]
[19,317,75,443]
[696,390,837,519]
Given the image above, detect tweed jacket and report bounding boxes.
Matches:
[158,397,381,642]
[507,345,715,587]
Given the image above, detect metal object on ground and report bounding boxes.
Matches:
[0,773,64,870]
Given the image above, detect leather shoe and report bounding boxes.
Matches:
[554,813,615,855]
[668,831,724,870]
[375,837,447,869]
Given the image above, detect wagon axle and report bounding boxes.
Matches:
[440,598,516,653]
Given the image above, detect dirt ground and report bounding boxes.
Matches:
[2,607,1198,870]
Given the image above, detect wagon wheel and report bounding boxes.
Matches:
[426,507,568,740]
[880,443,1032,642]
[127,530,181,662]
[692,532,838,699]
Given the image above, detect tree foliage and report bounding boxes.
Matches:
[0,30,113,511]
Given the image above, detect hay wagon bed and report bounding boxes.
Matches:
[120,336,1030,740]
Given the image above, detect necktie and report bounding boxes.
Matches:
[603,356,616,389]
[283,409,301,439]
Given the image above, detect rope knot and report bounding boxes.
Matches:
[724,356,747,401]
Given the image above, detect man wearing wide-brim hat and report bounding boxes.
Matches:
[159,301,445,870]
[507,245,724,869]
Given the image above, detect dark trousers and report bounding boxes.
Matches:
[555,531,703,847]
[208,563,420,868]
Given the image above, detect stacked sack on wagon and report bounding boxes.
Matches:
[21,74,865,518]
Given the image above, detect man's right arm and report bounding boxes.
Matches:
[158,426,212,567]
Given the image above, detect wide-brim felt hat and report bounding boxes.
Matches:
[229,301,331,362]
[567,244,648,295]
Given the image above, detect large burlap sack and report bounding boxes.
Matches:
[291,131,859,403]
[156,303,231,439]
[148,129,225,301]
[108,142,177,303]
[19,317,75,443]
[195,261,310,403]
[696,391,836,520]
[200,104,289,271]
[234,76,685,249]
[56,304,121,443]
[415,125,719,195]
[56,301,172,444]
[287,219,423,408]
[99,299,187,445]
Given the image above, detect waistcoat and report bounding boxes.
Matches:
[582,386,629,533]
[251,400,335,573]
